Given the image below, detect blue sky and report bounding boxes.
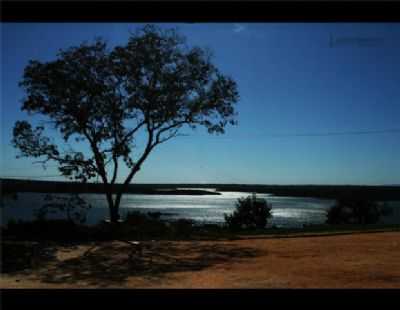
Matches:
[1,23,400,185]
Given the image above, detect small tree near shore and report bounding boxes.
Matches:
[12,25,239,223]
[225,195,272,230]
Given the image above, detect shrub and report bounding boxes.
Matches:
[148,211,162,220]
[224,194,272,230]
[124,211,151,226]
[2,241,39,273]
[35,194,92,224]
[326,199,391,225]
[123,212,197,239]
[123,211,168,238]
[4,218,88,241]
[170,218,195,237]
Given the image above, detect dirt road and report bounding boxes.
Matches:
[1,232,399,288]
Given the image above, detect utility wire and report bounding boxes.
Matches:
[185,128,400,139]
[265,129,400,137]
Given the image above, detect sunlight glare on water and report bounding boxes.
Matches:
[2,191,335,228]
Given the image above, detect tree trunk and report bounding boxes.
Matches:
[110,205,120,223]
[114,192,123,215]
[105,191,120,223]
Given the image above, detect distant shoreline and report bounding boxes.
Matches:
[2,178,400,200]
[1,179,221,196]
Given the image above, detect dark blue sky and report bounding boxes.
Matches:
[1,23,400,185]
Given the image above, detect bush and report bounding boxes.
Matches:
[170,218,195,237]
[35,194,92,224]
[4,218,88,241]
[148,211,162,220]
[124,211,152,226]
[123,211,168,238]
[2,241,39,273]
[326,199,391,225]
[224,194,272,230]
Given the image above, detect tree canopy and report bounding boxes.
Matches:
[12,25,239,222]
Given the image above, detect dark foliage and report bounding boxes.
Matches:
[4,219,89,242]
[123,212,195,239]
[1,241,60,273]
[11,24,239,222]
[3,212,218,243]
[124,211,168,238]
[224,195,272,231]
[2,241,39,273]
[170,218,195,236]
[35,194,92,224]
[326,199,392,225]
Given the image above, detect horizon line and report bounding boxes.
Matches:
[1,177,399,187]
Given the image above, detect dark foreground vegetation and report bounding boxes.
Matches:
[1,195,266,244]
[326,199,393,225]
[2,215,399,274]
[2,192,398,274]
[2,178,400,200]
[1,195,397,244]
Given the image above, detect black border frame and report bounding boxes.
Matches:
[2,289,400,308]
[1,0,400,308]
[1,1,400,22]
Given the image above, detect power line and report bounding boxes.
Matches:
[187,128,400,139]
[265,129,400,137]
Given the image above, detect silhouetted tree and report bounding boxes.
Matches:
[12,25,239,223]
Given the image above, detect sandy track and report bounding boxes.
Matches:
[1,232,399,288]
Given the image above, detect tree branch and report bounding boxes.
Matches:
[110,155,119,185]
[83,130,109,185]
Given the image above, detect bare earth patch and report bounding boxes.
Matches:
[1,232,399,288]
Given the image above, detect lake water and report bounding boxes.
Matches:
[1,191,400,228]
